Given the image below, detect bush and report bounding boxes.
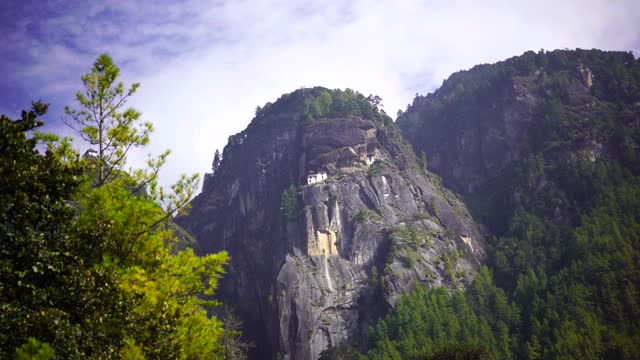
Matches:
[280,185,299,222]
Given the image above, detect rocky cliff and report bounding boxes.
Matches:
[393,50,640,358]
[178,88,487,359]
[397,49,640,196]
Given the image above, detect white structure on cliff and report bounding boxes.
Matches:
[307,172,327,185]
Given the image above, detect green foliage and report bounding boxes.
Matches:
[203,149,222,190]
[494,184,640,359]
[357,209,368,223]
[430,196,440,214]
[388,224,431,250]
[1,56,232,358]
[403,249,417,268]
[81,181,230,355]
[382,115,394,126]
[421,150,428,171]
[479,145,640,358]
[0,107,229,358]
[369,266,379,288]
[366,267,519,359]
[212,149,221,173]
[65,53,152,186]
[367,159,388,177]
[398,49,640,359]
[425,342,490,360]
[119,340,145,360]
[217,305,252,360]
[280,184,300,222]
[0,104,84,357]
[318,342,361,360]
[15,338,54,360]
[367,286,500,359]
[299,88,387,123]
[356,209,381,224]
[442,253,455,282]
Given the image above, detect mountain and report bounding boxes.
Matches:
[398,49,640,196]
[178,88,487,359]
[396,49,640,358]
[179,49,640,359]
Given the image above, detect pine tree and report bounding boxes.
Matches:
[1,57,230,358]
[212,149,221,174]
[64,54,151,186]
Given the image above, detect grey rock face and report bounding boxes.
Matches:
[397,50,635,196]
[409,74,541,194]
[179,91,486,359]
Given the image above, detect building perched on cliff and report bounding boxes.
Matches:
[83,148,98,158]
[178,87,486,359]
[307,172,327,185]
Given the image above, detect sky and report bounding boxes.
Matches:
[2,0,639,192]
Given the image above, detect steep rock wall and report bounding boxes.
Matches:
[179,88,487,359]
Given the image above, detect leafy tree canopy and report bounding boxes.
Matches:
[0,55,232,359]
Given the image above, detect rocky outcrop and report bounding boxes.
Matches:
[397,49,639,195]
[178,88,486,359]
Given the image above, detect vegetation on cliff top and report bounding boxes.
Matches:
[254,87,393,124]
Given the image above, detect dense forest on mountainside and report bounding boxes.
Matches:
[380,49,640,359]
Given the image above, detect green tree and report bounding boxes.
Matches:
[65,53,198,222]
[204,149,222,190]
[421,150,428,171]
[65,55,229,358]
[1,56,232,358]
[281,184,299,222]
[217,305,252,360]
[0,103,85,356]
[64,53,151,186]
[366,286,504,360]
[426,342,489,360]
[15,338,54,360]
[212,149,222,173]
[0,103,230,358]
[318,342,361,360]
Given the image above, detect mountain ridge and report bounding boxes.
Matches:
[394,48,640,359]
[180,48,640,359]
[179,87,487,359]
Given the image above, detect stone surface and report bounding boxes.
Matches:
[178,88,487,359]
[397,50,639,196]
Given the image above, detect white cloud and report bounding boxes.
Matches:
[125,0,640,192]
[5,0,640,193]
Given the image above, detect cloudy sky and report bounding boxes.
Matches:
[2,0,639,191]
